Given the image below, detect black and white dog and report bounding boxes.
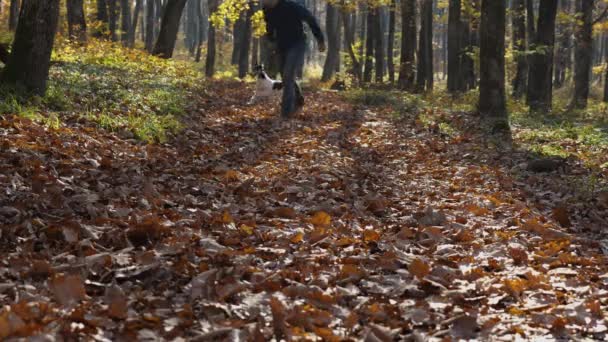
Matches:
[248,64,283,105]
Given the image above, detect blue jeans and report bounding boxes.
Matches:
[279,41,305,118]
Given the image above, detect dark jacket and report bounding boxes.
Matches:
[263,0,324,52]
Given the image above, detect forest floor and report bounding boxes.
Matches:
[2,42,608,341]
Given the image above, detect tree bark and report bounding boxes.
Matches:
[108,0,119,41]
[145,0,155,51]
[66,0,87,43]
[152,0,188,58]
[322,3,340,82]
[374,6,384,83]
[9,0,20,31]
[120,0,131,44]
[231,15,245,65]
[416,0,433,92]
[129,0,143,47]
[479,0,507,128]
[448,0,463,93]
[512,0,528,98]
[2,0,60,96]
[195,0,206,63]
[553,0,572,89]
[386,0,396,84]
[526,0,558,112]
[342,9,362,85]
[238,5,253,78]
[95,0,109,38]
[205,0,218,77]
[363,7,375,83]
[571,0,593,109]
[398,0,416,90]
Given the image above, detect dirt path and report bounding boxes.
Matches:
[0,80,607,340]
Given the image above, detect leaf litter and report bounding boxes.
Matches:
[0,80,607,340]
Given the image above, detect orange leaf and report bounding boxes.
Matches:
[310,211,331,227]
[408,258,431,279]
[363,230,380,242]
[290,231,304,244]
[221,210,233,224]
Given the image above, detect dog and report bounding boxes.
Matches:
[248,64,283,105]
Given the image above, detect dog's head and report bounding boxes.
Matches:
[253,64,267,79]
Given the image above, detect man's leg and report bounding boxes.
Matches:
[280,41,306,118]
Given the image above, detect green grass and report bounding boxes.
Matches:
[0,38,204,143]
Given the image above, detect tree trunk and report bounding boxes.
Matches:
[120,0,131,44]
[448,0,463,93]
[232,15,244,65]
[342,9,362,85]
[66,0,87,43]
[398,0,416,90]
[553,0,571,88]
[479,0,507,130]
[526,0,558,112]
[153,0,188,58]
[195,0,205,62]
[238,5,253,78]
[571,0,593,109]
[512,0,528,98]
[145,0,155,51]
[94,0,109,38]
[108,0,119,41]
[322,3,340,82]
[185,0,198,55]
[9,0,20,31]
[129,0,143,47]
[386,0,396,83]
[205,0,218,77]
[363,7,375,83]
[416,0,433,92]
[374,6,384,83]
[2,0,60,96]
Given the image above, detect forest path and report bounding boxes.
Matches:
[0,80,606,340]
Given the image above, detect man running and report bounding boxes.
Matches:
[262,0,325,119]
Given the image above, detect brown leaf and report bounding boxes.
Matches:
[409,258,431,280]
[50,273,86,306]
[105,284,128,320]
[552,206,571,228]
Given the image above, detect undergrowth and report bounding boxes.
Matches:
[0,38,204,143]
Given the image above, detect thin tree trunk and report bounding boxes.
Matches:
[153,0,188,58]
[9,0,20,31]
[195,0,205,62]
[232,15,244,65]
[130,0,143,47]
[238,4,253,78]
[571,0,593,109]
[120,0,131,44]
[108,0,119,41]
[95,0,109,38]
[322,3,340,82]
[145,0,155,51]
[512,0,528,97]
[416,0,433,92]
[448,0,463,93]
[479,0,507,130]
[374,6,384,83]
[526,0,558,112]
[2,0,60,96]
[342,9,362,85]
[67,0,87,43]
[205,0,218,77]
[386,0,396,83]
[363,7,375,83]
[398,0,416,90]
